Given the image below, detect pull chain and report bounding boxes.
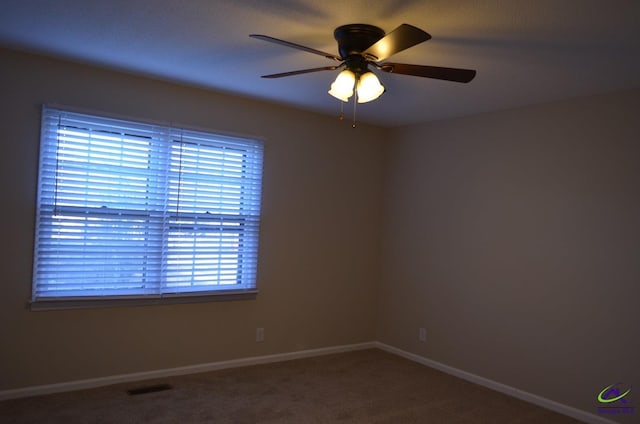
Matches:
[352,91,357,128]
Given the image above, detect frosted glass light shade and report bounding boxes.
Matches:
[328,69,356,102]
[356,72,385,103]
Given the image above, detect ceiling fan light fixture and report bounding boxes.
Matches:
[253,23,476,112]
[356,71,385,103]
[328,69,356,102]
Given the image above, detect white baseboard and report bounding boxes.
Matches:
[373,342,617,424]
[0,342,376,401]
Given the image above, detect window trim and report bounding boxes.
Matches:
[31,105,264,309]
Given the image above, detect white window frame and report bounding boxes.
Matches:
[31,106,263,309]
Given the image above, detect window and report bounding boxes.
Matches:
[32,106,263,305]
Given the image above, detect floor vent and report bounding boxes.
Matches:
[127,384,173,396]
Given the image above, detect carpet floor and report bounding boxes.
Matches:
[0,349,585,423]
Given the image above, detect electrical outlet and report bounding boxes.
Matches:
[419,327,426,342]
[256,327,265,343]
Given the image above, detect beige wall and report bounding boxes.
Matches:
[379,88,640,416]
[2,46,639,421]
[0,48,386,390]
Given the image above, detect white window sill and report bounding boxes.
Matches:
[30,290,258,311]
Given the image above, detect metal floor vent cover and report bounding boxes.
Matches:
[127,383,173,396]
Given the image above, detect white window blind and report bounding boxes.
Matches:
[32,106,263,302]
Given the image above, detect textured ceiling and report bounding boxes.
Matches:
[1,0,639,127]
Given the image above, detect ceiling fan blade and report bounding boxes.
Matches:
[261,65,342,79]
[250,34,342,61]
[379,63,476,83]
[362,24,431,62]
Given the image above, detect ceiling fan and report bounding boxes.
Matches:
[250,23,476,104]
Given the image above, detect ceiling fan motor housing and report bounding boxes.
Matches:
[334,24,385,60]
